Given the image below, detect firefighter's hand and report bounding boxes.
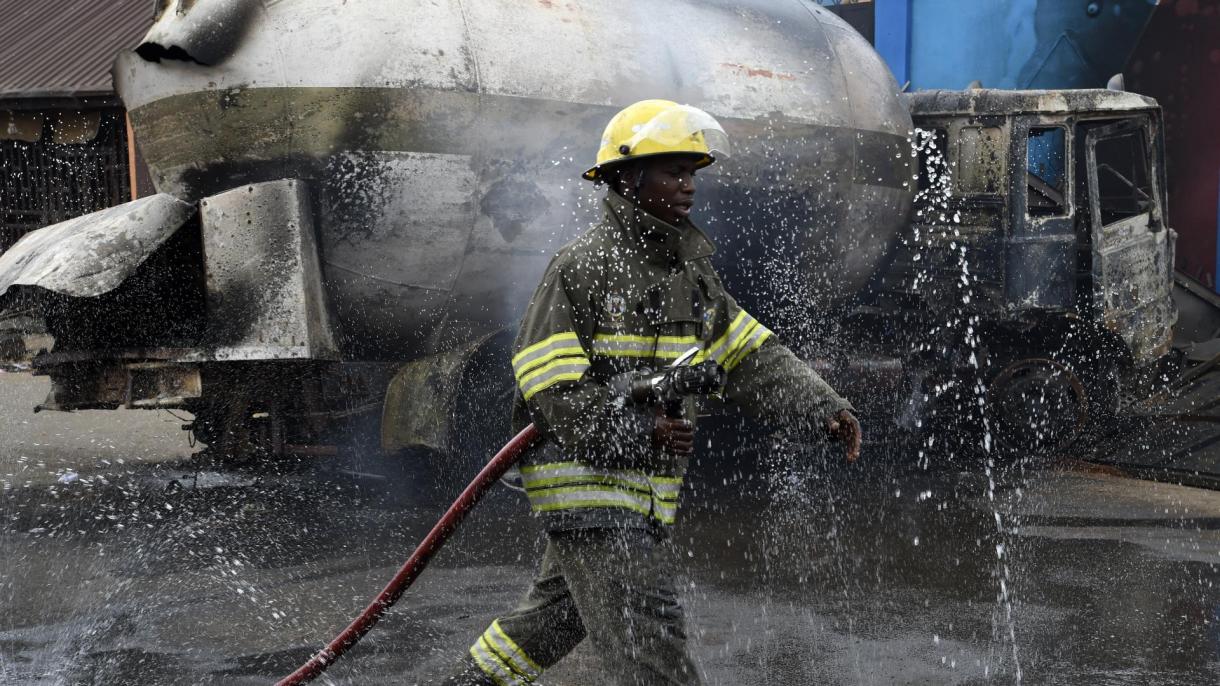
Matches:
[653,414,694,456]
[827,409,861,463]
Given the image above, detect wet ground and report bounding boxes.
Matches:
[3,371,1220,685]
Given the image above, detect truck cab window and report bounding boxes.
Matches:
[1027,127,1067,217]
[1094,130,1152,226]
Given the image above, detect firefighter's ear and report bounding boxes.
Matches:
[606,162,641,197]
[614,166,637,195]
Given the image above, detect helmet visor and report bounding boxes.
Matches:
[623,105,731,161]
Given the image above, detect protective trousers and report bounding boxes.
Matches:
[444,526,701,685]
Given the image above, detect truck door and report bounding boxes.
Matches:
[1082,118,1175,365]
[1010,122,1075,310]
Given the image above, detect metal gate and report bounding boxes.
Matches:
[0,107,131,312]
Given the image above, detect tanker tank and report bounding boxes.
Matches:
[114,0,915,361]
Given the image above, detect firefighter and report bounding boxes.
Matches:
[444,100,860,685]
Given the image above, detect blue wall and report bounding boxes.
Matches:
[875,0,1158,91]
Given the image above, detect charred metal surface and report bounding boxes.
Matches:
[1082,117,1176,365]
[854,88,1180,459]
[37,363,128,412]
[905,88,1159,118]
[125,362,202,409]
[0,193,193,298]
[1093,219,1176,363]
[112,0,915,361]
[882,89,1175,368]
[38,361,203,412]
[199,180,338,361]
[135,0,258,66]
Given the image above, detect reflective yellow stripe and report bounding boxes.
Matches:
[649,475,683,503]
[470,620,540,683]
[725,325,771,372]
[722,318,760,367]
[521,372,585,401]
[513,331,580,364]
[470,640,519,686]
[512,332,583,377]
[490,621,541,677]
[522,462,684,524]
[522,474,653,494]
[479,636,520,682]
[521,460,632,475]
[520,461,652,483]
[514,344,585,378]
[652,504,677,525]
[703,310,750,364]
[530,493,654,518]
[591,333,700,360]
[518,357,589,400]
[593,333,699,346]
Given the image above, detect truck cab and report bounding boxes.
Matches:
[877,89,1176,452]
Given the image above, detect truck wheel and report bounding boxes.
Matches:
[986,357,1089,456]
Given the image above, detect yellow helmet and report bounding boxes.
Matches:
[583,99,730,181]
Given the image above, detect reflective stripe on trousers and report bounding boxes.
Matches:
[449,527,702,686]
[468,619,542,685]
[520,461,682,526]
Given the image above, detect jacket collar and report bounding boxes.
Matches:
[603,191,716,267]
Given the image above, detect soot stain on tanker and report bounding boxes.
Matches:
[479,178,549,244]
[321,151,396,246]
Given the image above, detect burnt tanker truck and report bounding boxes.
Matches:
[0,0,1175,463]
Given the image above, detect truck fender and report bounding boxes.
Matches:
[380,329,514,458]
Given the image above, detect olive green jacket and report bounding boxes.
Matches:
[510,191,851,528]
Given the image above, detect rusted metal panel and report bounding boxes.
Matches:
[1084,118,1177,364]
[1096,220,1176,362]
[1005,116,1077,312]
[35,361,202,412]
[906,89,1158,118]
[892,91,1177,373]
[0,0,153,98]
[126,363,202,409]
[199,179,339,361]
[0,193,194,298]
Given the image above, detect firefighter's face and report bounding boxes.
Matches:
[623,155,700,225]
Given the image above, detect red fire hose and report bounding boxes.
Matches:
[275,424,541,686]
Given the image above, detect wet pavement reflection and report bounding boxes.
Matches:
[3,430,1220,685]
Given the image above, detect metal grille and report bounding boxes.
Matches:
[1,107,131,253]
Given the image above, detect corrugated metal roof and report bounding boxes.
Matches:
[0,0,155,99]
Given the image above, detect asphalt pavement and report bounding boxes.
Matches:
[2,371,1219,685]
